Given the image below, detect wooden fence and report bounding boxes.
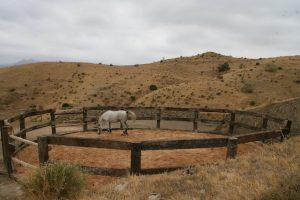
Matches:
[0,106,292,177]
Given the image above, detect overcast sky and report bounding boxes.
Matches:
[0,0,299,65]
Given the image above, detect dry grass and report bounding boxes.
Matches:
[22,162,85,200]
[82,136,300,200]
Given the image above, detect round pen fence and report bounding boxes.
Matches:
[0,106,292,179]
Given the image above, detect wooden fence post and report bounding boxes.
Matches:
[19,113,26,139]
[82,108,87,131]
[228,112,236,135]
[282,120,292,138]
[226,137,238,159]
[193,109,198,131]
[37,136,49,165]
[1,123,13,176]
[50,109,56,134]
[156,108,161,129]
[262,117,268,129]
[261,117,269,143]
[130,143,141,175]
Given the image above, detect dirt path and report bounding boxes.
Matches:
[0,176,24,200]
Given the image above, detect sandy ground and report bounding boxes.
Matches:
[13,129,257,187]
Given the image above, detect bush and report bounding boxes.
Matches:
[241,82,254,93]
[265,64,279,72]
[149,84,158,91]
[23,162,85,199]
[249,100,256,106]
[218,62,230,72]
[28,104,37,112]
[130,96,136,101]
[61,103,73,109]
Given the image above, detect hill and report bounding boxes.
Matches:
[0,52,299,118]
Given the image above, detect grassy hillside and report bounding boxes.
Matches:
[0,52,299,118]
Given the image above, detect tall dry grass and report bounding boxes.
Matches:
[83,136,300,200]
[22,162,85,200]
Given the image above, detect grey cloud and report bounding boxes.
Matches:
[0,0,299,66]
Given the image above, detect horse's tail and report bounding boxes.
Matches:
[127,110,136,122]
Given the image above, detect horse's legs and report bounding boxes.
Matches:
[121,121,129,135]
[108,122,112,133]
[97,119,102,135]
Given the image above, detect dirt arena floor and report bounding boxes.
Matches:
[14,129,258,186]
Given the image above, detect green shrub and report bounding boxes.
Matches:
[28,104,37,112]
[130,95,136,101]
[241,82,254,93]
[22,162,85,199]
[61,103,73,109]
[218,62,230,72]
[265,64,279,72]
[249,100,256,106]
[149,84,158,91]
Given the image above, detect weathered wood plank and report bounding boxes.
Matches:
[19,115,26,139]
[85,106,156,111]
[7,115,22,123]
[262,117,269,129]
[54,111,82,115]
[1,125,13,176]
[9,135,38,146]
[226,137,238,158]
[130,143,141,174]
[15,121,51,136]
[82,108,88,131]
[37,136,49,164]
[156,109,161,128]
[140,138,228,150]
[22,109,53,118]
[237,130,282,144]
[193,110,198,131]
[11,157,38,169]
[47,135,132,150]
[50,110,56,134]
[198,118,225,124]
[233,122,263,131]
[161,117,192,122]
[229,112,235,135]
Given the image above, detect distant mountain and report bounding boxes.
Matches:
[0,59,38,68]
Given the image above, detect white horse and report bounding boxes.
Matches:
[97,110,136,135]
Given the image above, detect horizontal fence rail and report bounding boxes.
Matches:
[47,135,132,150]
[140,138,228,150]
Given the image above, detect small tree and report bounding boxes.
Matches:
[149,84,158,91]
[218,62,230,72]
[61,103,73,109]
[130,96,136,101]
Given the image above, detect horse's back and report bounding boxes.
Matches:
[101,110,126,122]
